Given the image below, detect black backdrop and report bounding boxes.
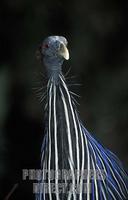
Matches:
[0,0,128,199]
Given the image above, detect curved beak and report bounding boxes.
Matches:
[58,43,69,60]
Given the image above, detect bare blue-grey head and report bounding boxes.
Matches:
[40,36,69,82]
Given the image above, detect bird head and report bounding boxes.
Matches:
[38,36,69,61]
[37,36,69,80]
[42,36,69,60]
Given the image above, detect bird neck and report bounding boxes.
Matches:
[43,56,64,82]
[44,74,84,172]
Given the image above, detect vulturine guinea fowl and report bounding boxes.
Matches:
[36,36,128,200]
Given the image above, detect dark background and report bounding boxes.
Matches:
[0,0,128,199]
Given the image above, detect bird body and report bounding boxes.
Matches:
[36,36,128,200]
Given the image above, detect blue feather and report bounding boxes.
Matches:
[36,74,128,200]
[36,36,128,199]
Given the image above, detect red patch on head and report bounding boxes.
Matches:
[43,44,49,48]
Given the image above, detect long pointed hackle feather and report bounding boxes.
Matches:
[36,73,128,200]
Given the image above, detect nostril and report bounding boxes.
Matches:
[59,43,64,50]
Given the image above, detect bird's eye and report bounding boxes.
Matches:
[44,44,49,48]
